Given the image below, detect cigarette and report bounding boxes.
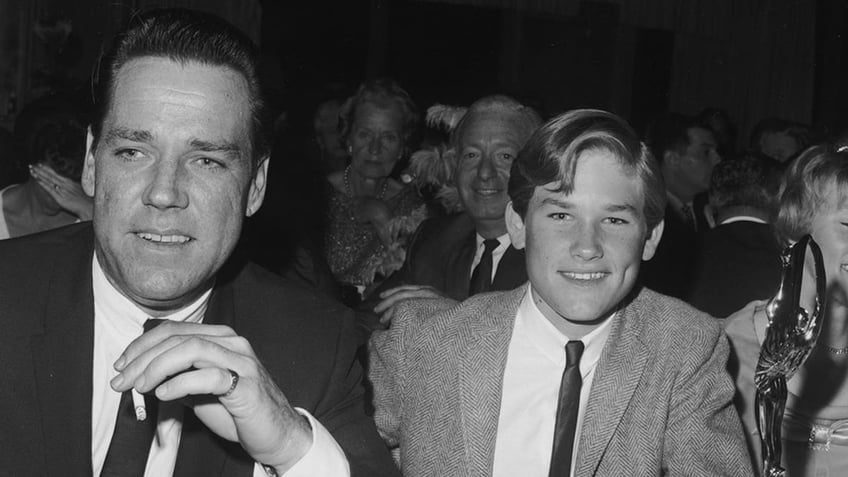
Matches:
[132,389,147,421]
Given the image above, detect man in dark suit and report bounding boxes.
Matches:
[369,109,751,476]
[0,9,396,477]
[641,113,722,299]
[690,154,783,317]
[364,95,541,326]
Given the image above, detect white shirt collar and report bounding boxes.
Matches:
[517,284,614,374]
[475,231,511,250]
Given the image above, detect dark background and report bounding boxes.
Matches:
[2,0,846,272]
[3,0,848,140]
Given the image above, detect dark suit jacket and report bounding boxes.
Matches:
[690,220,782,318]
[0,223,398,477]
[357,213,527,340]
[640,204,703,300]
[369,287,753,476]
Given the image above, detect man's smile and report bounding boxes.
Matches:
[559,271,610,282]
[135,232,193,244]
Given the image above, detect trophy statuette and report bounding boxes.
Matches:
[754,234,826,477]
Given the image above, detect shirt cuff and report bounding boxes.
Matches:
[252,408,350,477]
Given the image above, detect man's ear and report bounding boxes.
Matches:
[505,201,526,250]
[642,219,665,261]
[246,156,269,217]
[81,127,96,197]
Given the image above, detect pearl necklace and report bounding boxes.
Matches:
[343,165,389,200]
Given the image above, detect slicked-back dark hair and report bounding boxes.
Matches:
[90,8,268,164]
[508,109,666,231]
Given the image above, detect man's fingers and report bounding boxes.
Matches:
[116,322,239,370]
[378,306,397,325]
[154,366,239,401]
[378,284,429,298]
[373,295,402,314]
[114,332,252,394]
[374,288,443,312]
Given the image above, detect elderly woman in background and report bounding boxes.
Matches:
[325,78,427,302]
[726,142,848,475]
[0,96,91,239]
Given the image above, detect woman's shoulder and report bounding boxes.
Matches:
[724,299,768,357]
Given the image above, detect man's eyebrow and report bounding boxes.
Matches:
[541,197,639,214]
[541,197,573,208]
[103,127,153,144]
[606,203,639,214]
[189,138,243,158]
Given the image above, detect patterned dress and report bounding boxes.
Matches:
[325,185,426,297]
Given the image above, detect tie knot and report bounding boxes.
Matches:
[565,340,584,367]
[482,238,500,254]
[144,318,166,333]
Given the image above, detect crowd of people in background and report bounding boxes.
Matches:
[0,66,819,321]
[3,6,848,477]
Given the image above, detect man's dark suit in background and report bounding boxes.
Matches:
[690,221,781,317]
[372,213,526,301]
[640,205,702,300]
[357,213,526,339]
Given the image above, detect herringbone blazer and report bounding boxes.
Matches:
[368,285,753,476]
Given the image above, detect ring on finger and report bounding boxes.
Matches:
[221,368,240,398]
[53,184,60,191]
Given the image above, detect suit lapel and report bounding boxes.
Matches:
[32,232,95,475]
[491,246,526,291]
[446,230,477,299]
[575,296,649,476]
[457,288,524,475]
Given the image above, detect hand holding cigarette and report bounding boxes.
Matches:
[109,321,313,474]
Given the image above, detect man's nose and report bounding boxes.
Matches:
[476,154,497,180]
[570,222,603,261]
[143,159,189,209]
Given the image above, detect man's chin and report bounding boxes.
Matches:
[464,201,508,219]
[119,274,211,313]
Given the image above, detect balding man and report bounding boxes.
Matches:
[364,95,541,326]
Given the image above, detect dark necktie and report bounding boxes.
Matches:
[549,340,584,477]
[680,203,696,231]
[101,318,164,477]
[469,238,500,295]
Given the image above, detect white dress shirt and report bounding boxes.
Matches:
[90,255,348,476]
[492,284,614,477]
[469,232,511,281]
